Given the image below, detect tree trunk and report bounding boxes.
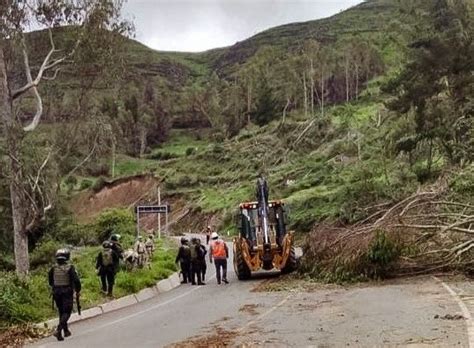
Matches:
[345,57,350,102]
[247,83,252,125]
[0,46,30,275]
[139,127,146,158]
[302,72,308,118]
[355,63,359,100]
[310,59,314,117]
[321,68,325,117]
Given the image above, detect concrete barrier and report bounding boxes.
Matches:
[100,294,138,313]
[169,272,181,288]
[69,307,104,324]
[156,278,173,293]
[36,271,180,328]
[135,287,158,302]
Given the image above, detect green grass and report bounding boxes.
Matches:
[0,238,177,329]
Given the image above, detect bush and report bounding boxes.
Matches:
[95,208,135,242]
[0,254,14,271]
[30,239,62,269]
[80,179,93,190]
[92,177,108,193]
[0,273,41,324]
[52,219,98,246]
[185,147,196,156]
[148,151,176,161]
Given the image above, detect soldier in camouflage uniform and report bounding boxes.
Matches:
[134,235,146,268]
[48,249,81,341]
[145,234,155,268]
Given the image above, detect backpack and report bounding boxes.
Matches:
[189,244,198,260]
[102,249,114,267]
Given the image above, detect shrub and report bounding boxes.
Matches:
[95,208,135,242]
[92,177,108,193]
[0,253,14,271]
[0,273,41,324]
[79,179,93,190]
[64,175,77,188]
[185,147,196,156]
[30,239,62,269]
[86,163,110,177]
[148,151,176,161]
[52,219,98,246]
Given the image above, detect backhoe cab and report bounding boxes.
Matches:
[233,177,296,280]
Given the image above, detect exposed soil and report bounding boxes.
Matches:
[70,175,158,222]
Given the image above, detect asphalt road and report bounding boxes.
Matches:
[32,238,473,347]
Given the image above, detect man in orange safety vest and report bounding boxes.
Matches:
[209,232,229,284]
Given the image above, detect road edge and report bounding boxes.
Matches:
[35,271,181,330]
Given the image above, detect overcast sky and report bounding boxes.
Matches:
[123,0,363,52]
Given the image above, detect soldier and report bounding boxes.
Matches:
[48,249,81,341]
[190,238,205,285]
[210,232,229,284]
[110,234,124,259]
[96,241,119,297]
[175,237,191,284]
[134,235,146,268]
[196,238,207,281]
[145,234,155,268]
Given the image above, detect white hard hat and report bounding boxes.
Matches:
[211,232,219,239]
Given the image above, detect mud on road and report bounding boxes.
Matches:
[174,275,473,347]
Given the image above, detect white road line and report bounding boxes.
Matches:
[433,276,474,348]
[238,293,292,332]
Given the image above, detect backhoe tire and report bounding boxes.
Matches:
[234,245,251,280]
[281,246,297,274]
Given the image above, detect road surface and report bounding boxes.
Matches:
[32,239,473,347]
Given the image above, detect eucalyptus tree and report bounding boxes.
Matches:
[0,0,131,275]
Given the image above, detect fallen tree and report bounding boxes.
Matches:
[301,179,474,280]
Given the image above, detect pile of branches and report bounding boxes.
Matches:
[302,185,474,279]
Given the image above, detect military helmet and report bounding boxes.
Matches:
[211,232,219,240]
[110,234,121,242]
[102,241,112,249]
[55,248,70,261]
[180,237,188,244]
[137,235,143,240]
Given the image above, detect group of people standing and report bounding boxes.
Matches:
[176,228,229,285]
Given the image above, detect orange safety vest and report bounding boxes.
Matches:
[211,240,226,258]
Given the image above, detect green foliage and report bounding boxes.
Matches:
[30,239,62,269]
[95,208,135,242]
[79,179,93,190]
[0,273,42,324]
[92,177,108,193]
[365,230,399,279]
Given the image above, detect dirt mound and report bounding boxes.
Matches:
[71,175,158,222]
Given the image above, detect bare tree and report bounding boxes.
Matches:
[0,0,131,275]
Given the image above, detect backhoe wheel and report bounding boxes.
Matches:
[281,246,297,274]
[234,243,251,280]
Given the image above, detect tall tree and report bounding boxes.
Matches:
[0,0,131,275]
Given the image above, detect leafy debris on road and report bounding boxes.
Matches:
[167,326,238,348]
[0,325,51,348]
[434,314,465,320]
[239,304,261,316]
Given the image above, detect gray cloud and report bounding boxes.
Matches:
[123,0,363,52]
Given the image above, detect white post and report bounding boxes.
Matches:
[158,186,161,239]
[136,208,140,237]
[165,208,169,237]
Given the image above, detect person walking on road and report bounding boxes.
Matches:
[209,232,229,284]
[190,238,205,285]
[205,226,211,245]
[175,237,191,284]
[48,249,81,341]
[96,241,119,297]
[196,238,207,281]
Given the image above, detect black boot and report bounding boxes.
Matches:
[53,329,64,341]
[64,328,72,337]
